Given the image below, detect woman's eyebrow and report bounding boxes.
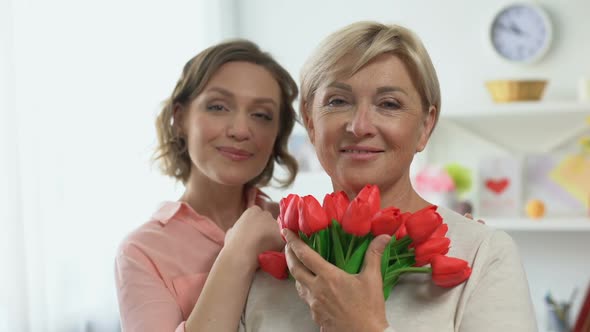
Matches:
[377,86,408,96]
[327,82,353,92]
[207,86,278,107]
[252,98,278,107]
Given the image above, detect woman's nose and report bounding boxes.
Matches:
[227,112,251,141]
[346,103,376,138]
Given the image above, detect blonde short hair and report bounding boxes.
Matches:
[154,40,298,187]
[300,21,441,128]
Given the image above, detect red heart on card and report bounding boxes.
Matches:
[485,178,510,194]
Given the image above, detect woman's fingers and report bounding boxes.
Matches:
[283,229,338,286]
[284,241,315,286]
[464,213,485,224]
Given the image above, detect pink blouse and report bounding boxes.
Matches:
[115,188,276,332]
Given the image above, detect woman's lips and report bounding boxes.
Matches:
[340,146,384,161]
[217,146,253,161]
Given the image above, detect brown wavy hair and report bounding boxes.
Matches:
[154,40,298,187]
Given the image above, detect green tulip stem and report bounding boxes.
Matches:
[315,234,322,258]
[393,267,431,274]
[389,252,414,261]
[346,236,356,262]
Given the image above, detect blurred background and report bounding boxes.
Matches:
[2,0,590,331]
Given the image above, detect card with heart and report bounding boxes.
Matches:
[478,157,522,217]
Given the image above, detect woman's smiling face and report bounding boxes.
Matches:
[305,54,435,195]
[178,61,281,186]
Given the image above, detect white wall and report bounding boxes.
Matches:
[237,0,590,105]
[236,1,590,330]
[2,0,237,330]
[0,0,29,330]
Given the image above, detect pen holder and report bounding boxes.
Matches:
[547,302,571,332]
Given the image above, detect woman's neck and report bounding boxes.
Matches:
[180,173,247,232]
[378,183,431,213]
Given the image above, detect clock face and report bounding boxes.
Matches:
[490,4,552,62]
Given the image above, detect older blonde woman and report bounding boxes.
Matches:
[241,22,536,332]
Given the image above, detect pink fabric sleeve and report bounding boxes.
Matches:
[115,245,185,332]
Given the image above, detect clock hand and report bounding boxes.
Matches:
[496,22,524,37]
[509,23,523,35]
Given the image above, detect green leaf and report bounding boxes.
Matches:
[390,235,413,251]
[343,237,370,274]
[317,228,330,260]
[381,237,395,279]
[331,221,346,268]
[299,231,311,247]
[312,233,319,253]
[382,276,396,300]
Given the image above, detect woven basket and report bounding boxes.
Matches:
[485,80,547,102]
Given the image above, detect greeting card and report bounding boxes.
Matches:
[478,157,522,217]
[525,154,587,216]
[549,154,590,209]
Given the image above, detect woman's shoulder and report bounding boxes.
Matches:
[116,201,188,257]
[436,206,519,262]
[437,206,493,237]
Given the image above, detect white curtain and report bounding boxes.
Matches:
[0,0,236,331]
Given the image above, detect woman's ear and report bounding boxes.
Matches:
[416,105,437,153]
[301,100,315,145]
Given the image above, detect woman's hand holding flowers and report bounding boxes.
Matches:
[284,229,391,332]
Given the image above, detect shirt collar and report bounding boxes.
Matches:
[152,201,184,225]
[152,187,271,226]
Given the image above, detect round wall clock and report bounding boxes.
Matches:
[489,3,553,63]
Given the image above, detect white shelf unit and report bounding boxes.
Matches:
[439,101,590,154]
[425,100,590,232]
[425,101,590,331]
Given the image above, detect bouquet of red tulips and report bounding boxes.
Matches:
[258,185,472,299]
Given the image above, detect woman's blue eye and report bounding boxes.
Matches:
[206,104,226,112]
[253,112,273,121]
[327,98,348,107]
[380,101,401,109]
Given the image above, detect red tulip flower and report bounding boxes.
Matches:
[393,212,411,239]
[258,251,288,280]
[362,184,381,215]
[322,191,350,223]
[430,254,472,287]
[406,205,443,245]
[279,194,301,233]
[370,206,402,236]
[341,185,380,236]
[299,195,330,236]
[414,237,450,266]
[430,223,449,239]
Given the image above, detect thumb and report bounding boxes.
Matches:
[361,234,391,275]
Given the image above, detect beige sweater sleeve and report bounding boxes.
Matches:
[456,230,537,332]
